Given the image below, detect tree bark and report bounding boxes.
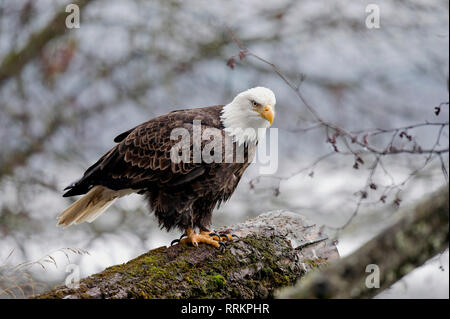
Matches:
[276,185,449,299]
[34,211,339,299]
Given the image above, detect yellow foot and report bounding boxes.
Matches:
[170,228,239,248]
[169,227,221,248]
[200,230,239,242]
[179,232,221,248]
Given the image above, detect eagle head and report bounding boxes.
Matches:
[220,87,276,145]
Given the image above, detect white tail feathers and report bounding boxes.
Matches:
[57,186,135,227]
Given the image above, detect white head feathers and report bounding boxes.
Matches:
[220,87,276,145]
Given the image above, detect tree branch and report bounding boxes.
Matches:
[33,211,338,299]
[276,185,449,298]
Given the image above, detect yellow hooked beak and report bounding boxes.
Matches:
[255,105,274,126]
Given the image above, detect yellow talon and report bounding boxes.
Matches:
[180,228,220,248]
[200,230,236,242]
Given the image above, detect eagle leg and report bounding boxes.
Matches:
[179,227,222,248]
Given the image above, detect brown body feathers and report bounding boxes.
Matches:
[61,105,254,231]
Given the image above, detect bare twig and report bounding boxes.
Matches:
[225,27,449,230]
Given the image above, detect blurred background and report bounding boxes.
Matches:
[0,0,448,298]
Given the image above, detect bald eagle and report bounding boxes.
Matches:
[57,87,276,248]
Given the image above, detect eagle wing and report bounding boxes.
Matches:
[63,106,225,197]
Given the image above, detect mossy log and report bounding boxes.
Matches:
[277,185,449,299]
[35,211,339,299]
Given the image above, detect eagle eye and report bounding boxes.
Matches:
[251,100,259,107]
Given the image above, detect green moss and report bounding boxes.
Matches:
[211,274,226,289]
[35,233,330,299]
[305,259,318,267]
